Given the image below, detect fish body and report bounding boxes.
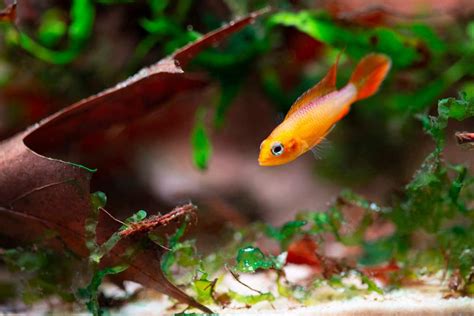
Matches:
[258,53,391,166]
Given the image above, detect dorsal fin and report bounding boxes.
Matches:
[284,54,340,120]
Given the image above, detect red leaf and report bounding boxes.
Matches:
[286,236,344,278]
[361,259,400,285]
[286,236,322,268]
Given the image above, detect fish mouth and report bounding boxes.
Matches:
[258,156,270,166]
[258,156,279,166]
[258,160,268,166]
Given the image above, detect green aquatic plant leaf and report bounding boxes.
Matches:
[78,264,129,316]
[265,220,307,250]
[467,21,474,40]
[140,17,179,35]
[420,93,474,151]
[192,273,216,305]
[191,108,212,170]
[276,275,310,302]
[96,0,134,3]
[269,11,418,67]
[438,226,474,281]
[12,0,95,64]
[85,192,108,255]
[160,221,193,275]
[359,237,396,266]
[1,247,76,304]
[124,210,148,225]
[228,290,275,304]
[235,246,284,273]
[360,274,383,294]
[303,206,343,239]
[214,78,242,129]
[90,209,147,264]
[37,9,67,48]
[410,24,446,56]
[81,205,153,315]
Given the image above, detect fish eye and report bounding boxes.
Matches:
[271,142,284,156]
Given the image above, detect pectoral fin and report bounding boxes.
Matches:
[309,124,335,160]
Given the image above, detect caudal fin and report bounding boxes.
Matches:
[349,53,391,101]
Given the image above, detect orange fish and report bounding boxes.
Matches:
[258,53,391,166]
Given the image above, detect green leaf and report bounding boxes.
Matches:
[149,0,169,16]
[277,276,309,302]
[191,107,212,170]
[235,246,283,273]
[95,0,134,3]
[140,17,178,35]
[15,0,95,64]
[359,237,395,266]
[269,11,419,67]
[265,220,307,249]
[467,21,474,39]
[160,221,190,275]
[360,275,383,294]
[124,210,147,225]
[421,93,474,151]
[228,290,275,304]
[37,9,67,48]
[2,249,48,273]
[192,274,215,305]
[410,24,446,55]
[78,264,129,316]
[85,192,107,254]
[89,209,146,264]
[91,191,107,210]
[1,247,76,304]
[214,79,241,129]
[305,207,342,239]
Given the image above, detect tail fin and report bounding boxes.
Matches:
[349,53,391,101]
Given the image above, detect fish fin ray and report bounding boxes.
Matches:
[310,146,323,160]
[284,53,341,120]
[310,138,332,160]
[349,53,391,101]
[309,125,335,160]
[320,123,336,139]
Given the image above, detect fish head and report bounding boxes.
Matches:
[258,135,305,166]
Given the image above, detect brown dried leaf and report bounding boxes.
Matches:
[0,9,268,313]
[0,3,16,23]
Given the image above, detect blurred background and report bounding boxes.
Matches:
[0,0,473,240]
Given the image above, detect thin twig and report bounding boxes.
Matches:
[225,265,264,295]
[99,207,129,226]
[150,239,172,251]
[99,206,175,250]
[119,203,197,237]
